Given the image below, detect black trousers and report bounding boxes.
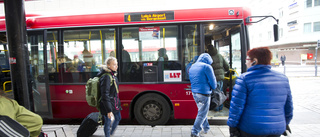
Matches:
[240,130,281,137]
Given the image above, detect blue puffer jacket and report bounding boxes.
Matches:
[227,65,293,135]
[189,53,217,95]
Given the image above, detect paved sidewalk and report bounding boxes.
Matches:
[73,124,320,137]
[42,77,320,137]
[72,125,229,137]
[42,124,320,137]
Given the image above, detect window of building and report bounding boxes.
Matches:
[279,28,283,38]
[279,8,283,18]
[304,23,312,33]
[315,0,320,6]
[314,21,320,32]
[306,0,312,7]
[259,33,262,42]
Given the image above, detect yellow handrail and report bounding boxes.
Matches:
[163,28,165,48]
[1,70,10,73]
[114,30,116,57]
[99,30,104,60]
[3,81,12,93]
[224,69,239,80]
[89,31,92,52]
[193,24,198,46]
[52,32,59,73]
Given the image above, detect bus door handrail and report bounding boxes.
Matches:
[224,69,239,80]
[3,81,12,93]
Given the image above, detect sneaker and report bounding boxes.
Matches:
[190,133,204,137]
[190,134,198,137]
[200,130,208,134]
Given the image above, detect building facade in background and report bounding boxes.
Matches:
[247,0,320,65]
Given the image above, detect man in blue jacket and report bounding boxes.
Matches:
[189,53,217,137]
[227,47,293,137]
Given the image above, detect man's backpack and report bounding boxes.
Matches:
[85,73,114,111]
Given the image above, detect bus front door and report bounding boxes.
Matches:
[27,31,53,118]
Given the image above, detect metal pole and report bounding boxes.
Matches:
[4,0,33,110]
[315,40,319,76]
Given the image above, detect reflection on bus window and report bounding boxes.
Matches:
[121,25,180,82]
[48,29,116,83]
[183,24,200,81]
[231,32,241,74]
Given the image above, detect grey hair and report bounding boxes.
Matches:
[105,56,117,65]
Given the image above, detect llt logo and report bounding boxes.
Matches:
[164,70,182,82]
[170,73,181,78]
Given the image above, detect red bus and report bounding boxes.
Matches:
[0,7,252,125]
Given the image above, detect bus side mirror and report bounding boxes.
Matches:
[273,24,279,42]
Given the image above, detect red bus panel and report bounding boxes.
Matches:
[0,7,251,31]
[50,83,197,119]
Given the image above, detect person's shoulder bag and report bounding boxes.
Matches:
[210,89,227,110]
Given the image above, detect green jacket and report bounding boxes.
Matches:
[207,47,229,81]
[0,96,43,137]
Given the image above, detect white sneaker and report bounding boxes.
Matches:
[200,130,208,135]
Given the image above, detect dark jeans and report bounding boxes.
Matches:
[104,111,121,137]
[240,130,281,137]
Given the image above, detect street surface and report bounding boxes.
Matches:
[42,65,320,136]
[67,75,320,137]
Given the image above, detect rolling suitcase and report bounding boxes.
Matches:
[77,112,101,137]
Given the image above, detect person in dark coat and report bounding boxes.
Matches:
[189,53,217,137]
[227,47,293,137]
[280,55,286,66]
[97,57,122,137]
[206,45,229,111]
[157,48,169,61]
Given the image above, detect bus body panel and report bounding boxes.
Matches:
[0,7,250,31]
[49,83,197,119]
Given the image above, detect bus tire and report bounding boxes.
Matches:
[134,93,171,125]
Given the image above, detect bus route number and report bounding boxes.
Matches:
[186,91,192,96]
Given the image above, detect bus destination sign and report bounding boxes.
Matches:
[125,11,174,22]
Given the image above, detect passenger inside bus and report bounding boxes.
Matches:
[72,55,85,72]
[121,45,132,82]
[57,55,73,83]
[109,51,115,57]
[157,48,168,61]
[82,49,94,72]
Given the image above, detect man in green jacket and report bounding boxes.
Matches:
[206,45,229,111]
[0,93,43,137]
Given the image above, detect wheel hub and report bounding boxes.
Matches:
[142,102,162,121]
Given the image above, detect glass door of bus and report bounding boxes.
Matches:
[201,22,246,119]
[0,35,11,94]
[27,31,53,118]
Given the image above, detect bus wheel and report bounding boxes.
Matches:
[134,93,170,125]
